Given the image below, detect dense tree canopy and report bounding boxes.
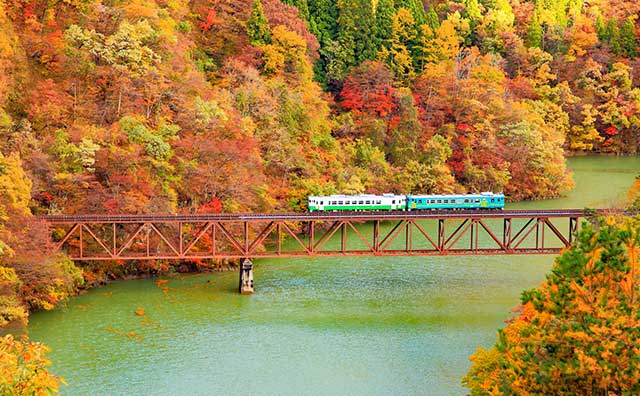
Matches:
[0,0,639,328]
[0,334,61,395]
[465,216,640,395]
[1,0,639,220]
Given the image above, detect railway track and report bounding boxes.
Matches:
[41,208,624,224]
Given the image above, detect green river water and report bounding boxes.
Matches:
[25,156,640,396]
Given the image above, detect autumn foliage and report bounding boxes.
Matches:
[0,334,61,395]
[465,217,640,395]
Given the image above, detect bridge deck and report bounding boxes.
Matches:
[42,209,606,224]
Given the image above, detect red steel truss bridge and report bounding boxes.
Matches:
[43,209,614,262]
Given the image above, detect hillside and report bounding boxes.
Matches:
[0,0,637,222]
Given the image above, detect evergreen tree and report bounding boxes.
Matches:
[374,0,395,54]
[425,7,440,32]
[620,17,638,58]
[527,12,543,49]
[332,0,377,74]
[606,18,622,56]
[246,0,272,45]
[282,0,310,21]
[379,8,417,82]
[595,14,607,42]
[394,0,426,25]
[308,0,340,85]
[308,0,339,44]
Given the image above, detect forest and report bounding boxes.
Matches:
[6,0,639,315]
[0,0,639,393]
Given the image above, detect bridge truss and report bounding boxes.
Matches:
[44,210,598,261]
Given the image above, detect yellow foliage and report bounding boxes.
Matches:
[121,0,160,20]
[465,218,640,395]
[0,334,61,395]
[567,17,598,60]
[261,26,312,81]
[0,153,32,217]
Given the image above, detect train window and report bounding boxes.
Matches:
[359,201,364,204]
[366,200,371,204]
[464,199,469,203]
[392,200,395,204]
[338,201,343,205]
[491,199,494,203]
[475,199,480,203]
[376,200,381,204]
[437,199,442,203]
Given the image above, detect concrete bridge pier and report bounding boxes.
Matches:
[239,258,254,295]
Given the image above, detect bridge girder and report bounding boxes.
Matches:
[42,210,606,261]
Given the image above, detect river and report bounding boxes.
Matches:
[26,156,640,396]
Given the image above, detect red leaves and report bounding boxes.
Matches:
[605,125,618,136]
[199,9,218,32]
[340,61,397,117]
[199,197,223,213]
[27,79,73,128]
[33,191,54,207]
[340,80,396,116]
[340,84,364,111]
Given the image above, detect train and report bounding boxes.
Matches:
[307,192,505,212]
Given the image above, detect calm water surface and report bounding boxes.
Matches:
[27,156,640,396]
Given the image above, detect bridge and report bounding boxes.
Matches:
[44,209,609,293]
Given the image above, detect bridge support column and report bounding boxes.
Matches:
[239,258,254,295]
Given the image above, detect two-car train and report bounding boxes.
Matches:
[307,192,505,212]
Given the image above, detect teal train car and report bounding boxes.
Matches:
[406,192,504,210]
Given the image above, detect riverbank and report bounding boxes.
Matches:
[0,259,241,333]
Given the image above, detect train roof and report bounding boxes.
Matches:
[406,192,504,198]
[308,194,404,199]
[308,192,504,199]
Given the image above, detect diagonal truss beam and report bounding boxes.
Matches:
[48,213,589,261]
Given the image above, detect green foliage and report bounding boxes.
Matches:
[387,87,420,162]
[395,0,426,25]
[606,18,623,55]
[65,20,160,76]
[176,21,191,33]
[282,0,310,21]
[425,7,439,32]
[194,97,228,127]
[379,8,417,81]
[373,0,395,53]
[527,12,543,48]
[247,0,272,45]
[595,14,607,42]
[119,116,178,161]
[620,17,638,58]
